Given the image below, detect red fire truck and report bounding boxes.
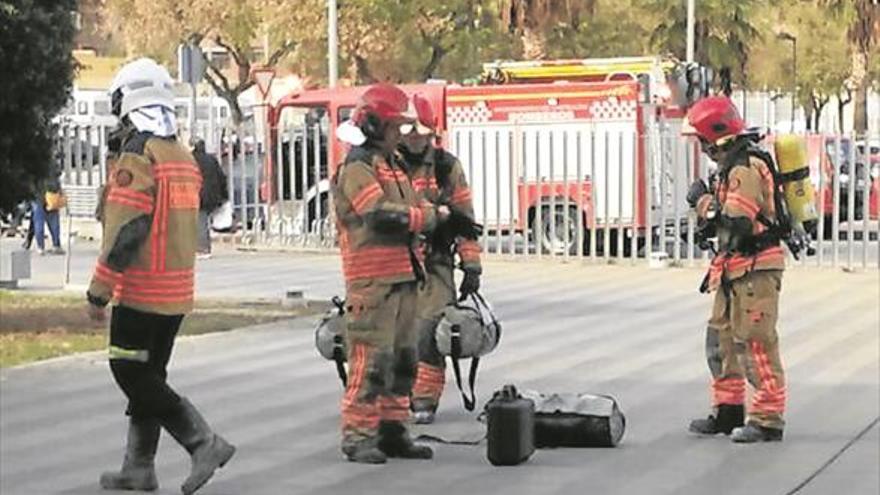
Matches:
[265,56,710,253]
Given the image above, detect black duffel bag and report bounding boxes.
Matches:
[521,390,625,448]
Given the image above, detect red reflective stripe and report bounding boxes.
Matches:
[409,206,424,233]
[153,162,200,174]
[351,183,383,215]
[117,292,194,304]
[451,187,472,204]
[749,341,785,414]
[123,267,193,277]
[107,188,154,211]
[96,262,123,277]
[159,183,168,271]
[344,265,413,281]
[725,246,785,272]
[108,187,153,203]
[118,286,193,297]
[106,196,153,213]
[712,377,745,405]
[378,395,411,421]
[412,177,438,193]
[725,193,760,219]
[341,344,380,430]
[344,343,368,404]
[413,363,445,400]
[376,165,408,182]
[341,246,414,281]
[118,277,193,287]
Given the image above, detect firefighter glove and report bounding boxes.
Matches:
[687,179,710,208]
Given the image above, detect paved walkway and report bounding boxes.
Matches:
[1,241,878,494]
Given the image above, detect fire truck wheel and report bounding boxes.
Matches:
[533,204,581,255]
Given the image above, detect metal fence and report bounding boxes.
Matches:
[55,119,879,271]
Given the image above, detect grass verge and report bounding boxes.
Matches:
[0,290,324,368]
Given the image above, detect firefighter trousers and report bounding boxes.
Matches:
[109,305,183,419]
[411,261,456,413]
[706,270,786,430]
[341,281,419,448]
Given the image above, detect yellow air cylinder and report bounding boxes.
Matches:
[774,135,818,225]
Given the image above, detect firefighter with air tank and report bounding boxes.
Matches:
[683,96,795,443]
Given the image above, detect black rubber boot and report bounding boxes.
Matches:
[100,417,160,491]
[342,438,387,464]
[688,404,745,435]
[731,422,784,443]
[378,421,433,459]
[160,398,235,495]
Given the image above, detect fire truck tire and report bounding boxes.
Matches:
[532,204,581,255]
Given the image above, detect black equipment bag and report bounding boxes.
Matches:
[486,384,535,466]
[521,390,626,448]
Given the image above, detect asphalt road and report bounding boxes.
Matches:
[1,240,878,495]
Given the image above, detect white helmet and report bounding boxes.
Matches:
[109,58,175,117]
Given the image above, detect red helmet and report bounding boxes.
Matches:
[354,83,415,124]
[682,96,745,145]
[412,93,436,133]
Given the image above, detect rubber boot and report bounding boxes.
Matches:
[378,421,433,459]
[341,437,387,464]
[160,398,235,495]
[688,404,745,435]
[100,417,160,491]
[731,422,783,443]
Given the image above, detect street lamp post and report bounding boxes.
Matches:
[686,0,695,63]
[328,0,338,88]
[778,32,797,132]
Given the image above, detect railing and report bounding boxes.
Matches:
[54,119,879,270]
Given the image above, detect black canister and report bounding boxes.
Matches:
[486,384,535,466]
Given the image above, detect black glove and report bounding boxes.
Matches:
[447,209,483,240]
[686,179,710,208]
[458,270,481,301]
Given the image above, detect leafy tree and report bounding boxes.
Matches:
[0,0,76,214]
[749,0,850,131]
[821,0,880,133]
[499,0,593,60]
[546,0,655,59]
[103,0,298,124]
[647,0,761,85]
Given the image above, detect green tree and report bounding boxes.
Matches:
[0,0,77,214]
[647,0,761,85]
[749,0,850,131]
[821,0,880,133]
[546,0,655,59]
[103,0,298,124]
[499,0,594,60]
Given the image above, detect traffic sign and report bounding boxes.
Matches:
[252,67,276,100]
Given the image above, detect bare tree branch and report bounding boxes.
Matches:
[267,40,296,66]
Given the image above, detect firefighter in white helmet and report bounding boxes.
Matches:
[91,58,235,494]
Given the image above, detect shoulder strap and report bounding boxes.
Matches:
[449,325,478,411]
[332,340,348,387]
[433,148,456,190]
[122,131,152,155]
[330,296,348,387]
[344,145,376,166]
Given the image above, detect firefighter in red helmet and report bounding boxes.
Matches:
[332,83,448,463]
[683,96,787,443]
[399,93,483,424]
